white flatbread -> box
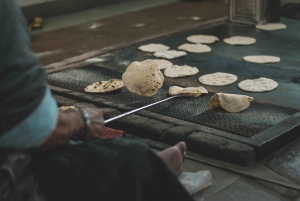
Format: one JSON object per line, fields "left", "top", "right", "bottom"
{"left": 199, "top": 72, "right": 237, "bottom": 86}
{"left": 256, "top": 23, "right": 286, "bottom": 31}
{"left": 84, "top": 79, "right": 124, "bottom": 93}
{"left": 243, "top": 55, "right": 280, "bottom": 64}
{"left": 210, "top": 93, "right": 253, "bottom": 113}
{"left": 164, "top": 65, "right": 199, "bottom": 78}
{"left": 122, "top": 59, "right": 164, "bottom": 96}
{"left": 138, "top": 43, "right": 170, "bottom": 52}
{"left": 186, "top": 34, "right": 219, "bottom": 44}
{"left": 179, "top": 171, "right": 212, "bottom": 195}
{"left": 238, "top": 77, "right": 278, "bottom": 92}
{"left": 154, "top": 50, "right": 187, "bottom": 59}
{"left": 169, "top": 86, "right": 208, "bottom": 97}
{"left": 178, "top": 43, "right": 211, "bottom": 53}
{"left": 59, "top": 106, "right": 76, "bottom": 111}
{"left": 152, "top": 59, "right": 173, "bottom": 70}
{"left": 223, "top": 36, "right": 256, "bottom": 45}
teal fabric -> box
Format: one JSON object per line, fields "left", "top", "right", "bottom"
{"left": 0, "top": 88, "right": 58, "bottom": 149}
{"left": 0, "top": 0, "right": 49, "bottom": 135}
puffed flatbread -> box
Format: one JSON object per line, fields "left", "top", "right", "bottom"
{"left": 238, "top": 77, "right": 278, "bottom": 92}
{"left": 84, "top": 79, "right": 124, "bottom": 93}
{"left": 223, "top": 36, "right": 256, "bottom": 45}
{"left": 186, "top": 34, "right": 219, "bottom": 44}
{"left": 210, "top": 93, "right": 254, "bottom": 113}
{"left": 243, "top": 55, "right": 280, "bottom": 64}
{"left": 178, "top": 43, "right": 211, "bottom": 53}
{"left": 256, "top": 23, "right": 286, "bottom": 31}
{"left": 138, "top": 43, "right": 170, "bottom": 52}
{"left": 169, "top": 86, "right": 208, "bottom": 97}
{"left": 154, "top": 50, "right": 187, "bottom": 59}
{"left": 152, "top": 59, "right": 173, "bottom": 70}
{"left": 199, "top": 72, "right": 237, "bottom": 86}
{"left": 122, "top": 59, "right": 164, "bottom": 96}
{"left": 164, "top": 65, "right": 199, "bottom": 78}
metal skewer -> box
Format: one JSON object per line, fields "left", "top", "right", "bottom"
{"left": 104, "top": 95, "right": 182, "bottom": 124}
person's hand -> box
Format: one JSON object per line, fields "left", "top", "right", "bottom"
{"left": 78, "top": 108, "right": 104, "bottom": 140}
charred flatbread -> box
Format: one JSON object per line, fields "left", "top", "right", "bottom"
{"left": 122, "top": 59, "right": 164, "bottom": 96}
{"left": 84, "top": 79, "right": 124, "bottom": 93}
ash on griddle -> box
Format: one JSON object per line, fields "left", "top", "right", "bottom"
{"left": 292, "top": 77, "right": 300, "bottom": 83}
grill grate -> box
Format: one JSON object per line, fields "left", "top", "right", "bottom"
{"left": 49, "top": 65, "right": 299, "bottom": 137}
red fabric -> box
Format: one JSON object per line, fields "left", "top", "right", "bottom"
{"left": 100, "top": 127, "right": 125, "bottom": 139}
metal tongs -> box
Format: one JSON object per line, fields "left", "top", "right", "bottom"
{"left": 104, "top": 95, "right": 182, "bottom": 124}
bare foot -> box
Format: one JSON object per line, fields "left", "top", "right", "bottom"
{"left": 157, "top": 142, "right": 187, "bottom": 176}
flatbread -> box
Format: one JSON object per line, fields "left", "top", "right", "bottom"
{"left": 186, "top": 34, "right": 219, "bottom": 44}
{"left": 223, "top": 36, "right": 256, "bottom": 45}
{"left": 210, "top": 93, "right": 253, "bottom": 113}
{"left": 59, "top": 106, "right": 76, "bottom": 111}
{"left": 256, "top": 23, "right": 286, "bottom": 31}
{"left": 179, "top": 170, "right": 212, "bottom": 195}
{"left": 243, "top": 55, "right": 280, "bottom": 64}
{"left": 154, "top": 50, "right": 187, "bottom": 59}
{"left": 122, "top": 59, "right": 164, "bottom": 96}
{"left": 178, "top": 43, "right": 211, "bottom": 53}
{"left": 84, "top": 79, "right": 124, "bottom": 93}
{"left": 138, "top": 43, "right": 170, "bottom": 52}
{"left": 164, "top": 65, "right": 199, "bottom": 78}
{"left": 169, "top": 86, "right": 208, "bottom": 97}
{"left": 238, "top": 77, "right": 278, "bottom": 92}
{"left": 152, "top": 59, "right": 173, "bottom": 70}
{"left": 199, "top": 72, "right": 237, "bottom": 86}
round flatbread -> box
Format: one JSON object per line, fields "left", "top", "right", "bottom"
{"left": 178, "top": 43, "right": 211, "bottom": 53}
{"left": 154, "top": 50, "right": 187, "bottom": 59}
{"left": 223, "top": 36, "right": 256, "bottom": 45}
{"left": 152, "top": 59, "right": 173, "bottom": 70}
{"left": 256, "top": 23, "right": 286, "bottom": 31}
{"left": 186, "top": 34, "right": 219, "bottom": 44}
{"left": 199, "top": 72, "right": 237, "bottom": 86}
{"left": 238, "top": 77, "right": 278, "bottom": 92}
{"left": 243, "top": 55, "right": 280, "bottom": 64}
{"left": 122, "top": 59, "right": 164, "bottom": 96}
{"left": 138, "top": 43, "right": 170, "bottom": 52}
{"left": 210, "top": 93, "right": 254, "bottom": 113}
{"left": 164, "top": 65, "right": 199, "bottom": 78}
{"left": 84, "top": 79, "right": 124, "bottom": 93}
{"left": 169, "top": 86, "right": 208, "bottom": 97}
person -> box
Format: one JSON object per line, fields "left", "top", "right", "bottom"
{"left": 0, "top": 0, "right": 194, "bottom": 200}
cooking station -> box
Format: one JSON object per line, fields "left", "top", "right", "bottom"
{"left": 29, "top": 0, "right": 300, "bottom": 199}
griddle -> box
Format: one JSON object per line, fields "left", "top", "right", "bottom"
{"left": 48, "top": 17, "right": 300, "bottom": 158}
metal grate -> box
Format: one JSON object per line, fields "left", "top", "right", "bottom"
{"left": 48, "top": 65, "right": 299, "bottom": 137}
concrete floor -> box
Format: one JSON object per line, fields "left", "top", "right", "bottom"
{"left": 32, "top": 0, "right": 300, "bottom": 200}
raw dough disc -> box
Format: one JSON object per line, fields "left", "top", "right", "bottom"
{"left": 256, "top": 23, "right": 286, "bottom": 31}
{"left": 243, "top": 55, "right": 280, "bottom": 64}
{"left": 199, "top": 72, "right": 237, "bottom": 86}
{"left": 84, "top": 79, "right": 124, "bottom": 93}
{"left": 122, "top": 59, "right": 164, "bottom": 96}
{"left": 164, "top": 65, "right": 199, "bottom": 78}
{"left": 238, "top": 77, "right": 278, "bottom": 92}
{"left": 186, "top": 34, "right": 219, "bottom": 44}
{"left": 169, "top": 86, "right": 208, "bottom": 97}
{"left": 138, "top": 43, "right": 170, "bottom": 52}
{"left": 178, "top": 43, "right": 211, "bottom": 53}
{"left": 154, "top": 50, "right": 187, "bottom": 59}
{"left": 223, "top": 36, "right": 256, "bottom": 45}
{"left": 152, "top": 59, "right": 173, "bottom": 70}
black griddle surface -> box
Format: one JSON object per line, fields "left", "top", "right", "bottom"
{"left": 48, "top": 65, "right": 298, "bottom": 137}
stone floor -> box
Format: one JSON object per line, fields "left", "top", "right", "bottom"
{"left": 29, "top": 0, "right": 300, "bottom": 200}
